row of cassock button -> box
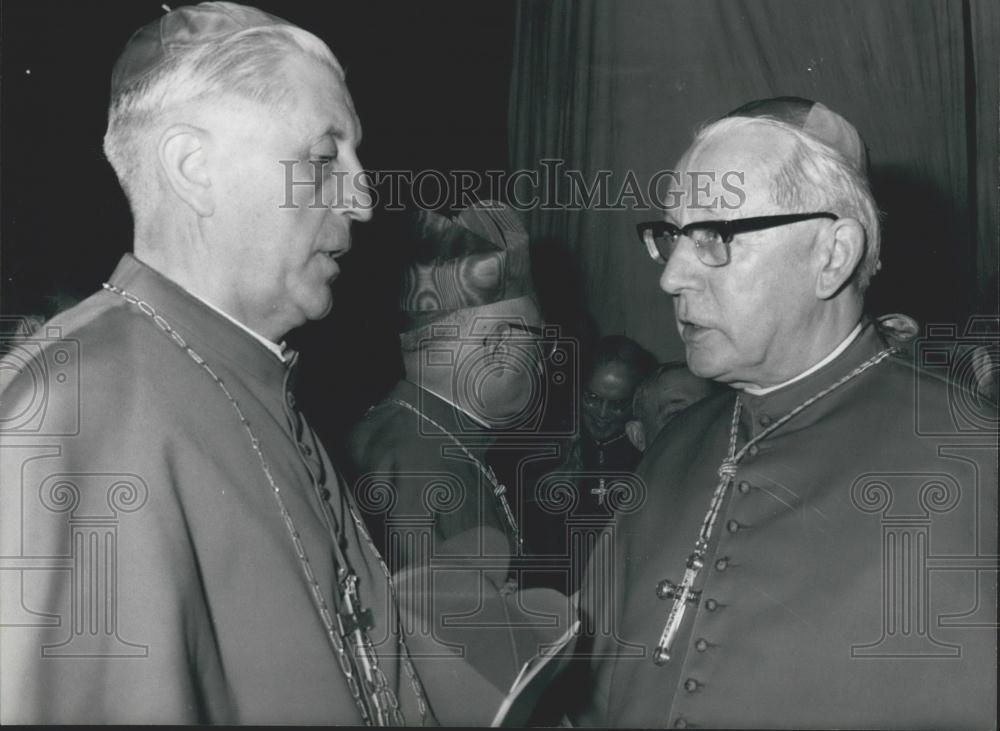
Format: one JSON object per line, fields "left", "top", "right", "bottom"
{"left": 670, "top": 479, "right": 755, "bottom": 728}
{"left": 287, "top": 389, "right": 330, "bottom": 500}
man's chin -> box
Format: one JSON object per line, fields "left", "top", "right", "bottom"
{"left": 682, "top": 341, "right": 719, "bottom": 377}
{"left": 583, "top": 423, "right": 617, "bottom": 443}
{"left": 302, "top": 290, "right": 335, "bottom": 323}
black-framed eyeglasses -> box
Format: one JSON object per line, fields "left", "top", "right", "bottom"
{"left": 483, "top": 322, "right": 559, "bottom": 361}
{"left": 636, "top": 212, "right": 838, "bottom": 267}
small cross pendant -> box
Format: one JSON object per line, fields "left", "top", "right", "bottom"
{"left": 591, "top": 477, "right": 609, "bottom": 505}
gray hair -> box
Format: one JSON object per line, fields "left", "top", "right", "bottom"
{"left": 103, "top": 25, "right": 341, "bottom": 222}
{"left": 686, "top": 115, "right": 881, "bottom": 291}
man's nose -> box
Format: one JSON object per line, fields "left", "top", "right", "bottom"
{"left": 598, "top": 400, "right": 610, "bottom": 418}
{"left": 659, "top": 237, "right": 700, "bottom": 295}
{"left": 343, "top": 167, "right": 374, "bottom": 223}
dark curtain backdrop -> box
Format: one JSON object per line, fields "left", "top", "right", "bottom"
{"left": 510, "top": 0, "right": 999, "bottom": 361}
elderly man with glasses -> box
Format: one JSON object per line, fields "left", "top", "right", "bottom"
{"left": 346, "top": 201, "right": 571, "bottom": 725}
{"left": 569, "top": 97, "right": 996, "bottom": 728}
{"left": 349, "top": 201, "right": 555, "bottom": 567}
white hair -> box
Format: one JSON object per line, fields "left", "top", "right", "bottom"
{"left": 685, "top": 115, "right": 881, "bottom": 291}
{"left": 103, "top": 24, "right": 341, "bottom": 223}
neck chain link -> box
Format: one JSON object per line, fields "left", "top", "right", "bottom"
{"left": 651, "top": 345, "right": 898, "bottom": 666}
{"left": 103, "top": 282, "right": 429, "bottom": 726}
{"left": 387, "top": 397, "right": 522, "bottom": 551}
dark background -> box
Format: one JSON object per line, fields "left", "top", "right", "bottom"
{"left": 1, "top": 0, "right": 517, "bottom": 446}
{"left": 3, "top": 1, "right": 997, "bottom": 448}
{"left": 509, "top": 1, "right": 999, "bottom": 362}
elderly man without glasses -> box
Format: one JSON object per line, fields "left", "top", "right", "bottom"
{"left": 625, "top": 362, "right": 718, "bottom": 453}
{"left": 0, "top": 2, "right": 434, "bottom": 724}
{"left": 570, "top": 97, "right": 997, "bottom": 728}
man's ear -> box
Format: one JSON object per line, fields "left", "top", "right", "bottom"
{"left": 814, "top": 217, "right": 865, "bottom": 299}
{"left": 625, "top": 420, "right": 646, "bottom": 452}
{"left": 158, "top": 124, "right": 214, "bottom": 217}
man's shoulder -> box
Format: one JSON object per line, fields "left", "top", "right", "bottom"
{"left": 5, "top": 288, "right": 175, "bottom": 365}
{"left": 346, "top": 387, "right": 477, "bottom": 478}
{"left": 870, "top": 345, "right": 997, "bottom": 440}
{"left": 871, "top": 314, "right": 996, "bottom": 409}
{"left": 874, "top": 343, "right": 994, "bottom": 411}
{"left": 349, "top": 395, "right": 414, "bottom": 442}
{"left": 0, "top": 289, "right": 194, "bottom": 426}
{"left": 346, "top": 392, "right": 423, "bottom": 469}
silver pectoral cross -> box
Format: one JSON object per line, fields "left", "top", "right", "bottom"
{"left": 652, "top": 554, "right": 704, "bottom": 665}
{"left": 591, "top": 477, "right": 609, "bottom": 505}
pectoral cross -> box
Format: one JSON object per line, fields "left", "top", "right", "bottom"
{"left": 590, "top": 477, "right": 609, "bottom": 505}
{"left": 652, "top": 554, "right": 703, "bottom": 665}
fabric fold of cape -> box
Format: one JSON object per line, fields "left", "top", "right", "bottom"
{"left": 0, "top": 254, "right": 428, "bottom": 724}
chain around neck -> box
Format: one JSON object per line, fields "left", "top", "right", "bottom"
{"left": 387, "top": 397, "right": 523, "bottom": 551}
{"left": 651, "top": 344, "right": 898, "bottom": 667}
{"left": 102, "top": 281, "right": 428, "bottom": 726}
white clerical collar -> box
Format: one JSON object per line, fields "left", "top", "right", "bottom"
{"left": 743, "top": 322, "right": 863, "bottom": 396}
{"left": 189, "top": 291, "right": 288, "bottom": 362}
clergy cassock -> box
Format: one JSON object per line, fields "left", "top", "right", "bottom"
{"left": 0, "top": 255, "right": 429, "bottom": 724}
{"left": 345, "top": 201, "right": 573, "bottom": 725}
{"left": 570, "top": 431, "right": 643, "bottom": 513}
{"left": 573, "top": 318, "right": 997, "bottom": 729}
{"left": 347, "top": 379, "right": 569, "bottom": 727}
{"left": 493, "top": 430, "right": 642, "bottom": 595}
{"left": 348, "top": 379, "right": 516, "bottom": 566}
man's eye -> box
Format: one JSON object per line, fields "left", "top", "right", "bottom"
{"left": 692, "top": 226, "right": 722, "bottom": 243}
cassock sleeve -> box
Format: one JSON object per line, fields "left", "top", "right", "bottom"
{"left": 1, "top": 355, "right": 234, "bottom": 723}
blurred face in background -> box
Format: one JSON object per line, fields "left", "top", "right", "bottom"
{"left": 582, "top": 360, "right": 641, "bottom": 442}
{"left": 627, "top": 367, "right": 717, "bottom": 451}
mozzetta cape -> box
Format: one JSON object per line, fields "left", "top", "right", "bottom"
{"left": 574, "top": 320, "right": 997, "bottom": 729}
{"left": 348, "top": 379, "right": 515, "bottom": 565}
{"left": 0, "top": 254, "right": 427, "bottom": 724}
